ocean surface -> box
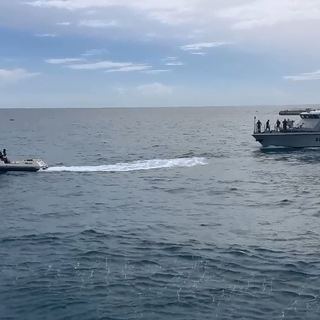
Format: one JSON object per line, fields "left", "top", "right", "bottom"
{"left": 1, "top": 106, "right": 320, "bottom": 320}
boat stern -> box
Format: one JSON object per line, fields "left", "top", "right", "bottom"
{"left": 33, "top": 159, "right": 49, "bottom": 170}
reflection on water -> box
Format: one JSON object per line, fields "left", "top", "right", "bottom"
{"left": 252, "top": 146, "right": 320, "bottom": 164}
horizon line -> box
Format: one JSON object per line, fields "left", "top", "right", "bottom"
{"left": 1, "top": 103, "right": 320, "bottom": 110}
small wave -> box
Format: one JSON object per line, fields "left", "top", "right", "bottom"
{"left": 42, "top": 157, "right": 207, "bottom": 173}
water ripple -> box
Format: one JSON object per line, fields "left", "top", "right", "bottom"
{"left": 1, "top": 107, "right": 320, "bottom": 319}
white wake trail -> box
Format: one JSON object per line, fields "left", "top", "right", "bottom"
{"left": 43, "top": 157, "right": 207, "bottom": 172}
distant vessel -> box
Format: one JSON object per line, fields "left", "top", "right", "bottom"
{"left": 279, "top": 108, "right": 315, "bottom": 115}
{"left": 252, "top": 109, "right": 320, "bottom": 148}
{"left": 0, "top": 150, "right": 48, "bottom": 172}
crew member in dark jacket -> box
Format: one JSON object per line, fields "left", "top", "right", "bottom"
{"left": 282, "top": 119, "right": 287, "bottom": 131}
{"left": 257, "top": 120, "right": 262, "bottom": 133}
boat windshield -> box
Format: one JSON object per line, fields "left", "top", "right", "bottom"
{"left": 301, "top": 114, "right": 320, "bottom": 119}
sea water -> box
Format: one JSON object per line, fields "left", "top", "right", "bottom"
{"left": 1, "top": 106, "right": 320, "bottom": 319}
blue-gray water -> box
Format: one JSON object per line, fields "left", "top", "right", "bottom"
{"left": 1, "top": 107, "right": 320, "bottom": 320}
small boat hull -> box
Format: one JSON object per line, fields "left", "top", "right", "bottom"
{"left": 0, "top": 159, "right": 48, "bottom": 172}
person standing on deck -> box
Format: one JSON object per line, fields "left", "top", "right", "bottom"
{"left": 282, "top": 119, "right": 287, "bottom": 132}
{"left": 266, "top": 120, "right": 270, "bottom": 132}
{"left": 257, "top": 120, "right": 262, "bottom": 133}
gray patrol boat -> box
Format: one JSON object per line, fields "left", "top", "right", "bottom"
{"left": 253, "top": 109, "right": 320, "bottom": 148}
{"left": 0, "top": 149, "right": 48, "bottom": 172}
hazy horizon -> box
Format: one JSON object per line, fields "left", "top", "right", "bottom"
{"left": 2, "top": 104, "right": 320, "bottom": 110}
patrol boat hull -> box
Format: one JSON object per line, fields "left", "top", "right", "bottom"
{"left": 0, "top": 159, "right": 48, "bottom": 172}
{"left": 252, "top": 132, "right": 320, "bottom": 148}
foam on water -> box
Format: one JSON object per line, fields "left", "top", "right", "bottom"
{"left": 43, "top": 157, "right": 207, "bottom": 172}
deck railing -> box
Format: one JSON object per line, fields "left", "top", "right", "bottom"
{"left": 253, "top": 117, "right": 314, "bottom": 133}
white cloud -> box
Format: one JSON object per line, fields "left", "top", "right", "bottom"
{"left": 67, "top": 60, "right": 134, "bottom": 70}
{"left": 24, "top": 0, "right": 320, "bottom": 31}
{"left": 45, "top": 58, "right": 84, "bottom": 64}
{"left": 26, "top": 0, "right": 190, "bottom": 11}
{"left": 165, "top": 62, "right": 183, "bottom": 66}
{"left": 35, "top": 33, "right": 57, "bottom": 37}
{"left": 180, "top": 42, "right": 229, "bottom": 51}
{"left": 284, "top": 70, "right": 320, "bottom": 81}
{"left": 0, "top": 68, "right": 40, "bottom": 83}
{"left": 161, "top": 56, "right": 178, "bottom": 61}
{"left": 79, "top": 20, "right": 120, "bottom": 28}
{"left": 217, "top": 0, "right": 320, "bottom": 30}
{"left": 66, "top": 60, "right": 153, "bottom": 71}
{"left": 84, "top": 10, "right": 96, "bottom": 15}
{"left": 142, "top": 69, "right": 170, "bottom": 74}
{"left": 147, "top": 8, "right": 194, "bottom": 25}
{"left": 2, "top": 58, "right": 16, "bottom": 63}
{"left": 105, "top": 65, "right": 151, "bottom": 73}
{"left": 81, "top": 49, "right": 108, "bottom": 56}
{"left": 25, "top": 0, "right": 196, "bottom": 25}
{"left": 56, "top": 22, "right": 71, "bottom": 25}
{"left": 190, "top": 52, "right": 206, "bottom": 55}
{"left": 114, "top": 87, "right": 125, "bottom": 95}
{"left": 192, "top": 29, "right": 204, "bottom": 34}
{"left": 137, "top": 82, "right": 172, "bottom": 96}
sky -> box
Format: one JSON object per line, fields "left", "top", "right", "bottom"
{"left": 1, "top": 0, "right": 320, "bottom": 107}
